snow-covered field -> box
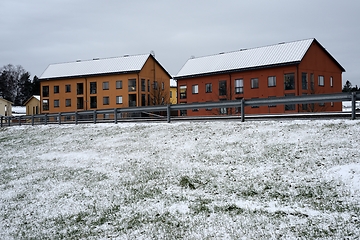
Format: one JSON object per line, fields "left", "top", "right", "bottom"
{"left": 1, "top": 120, "right": 360, "bottom": 239}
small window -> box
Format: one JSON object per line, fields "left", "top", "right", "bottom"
{"left": 54, "top": 86, "right": 59, "bottom": 94}
{"left": 90, "top": 96, "right": 97, "bottom": 108}
{"left": 284, "top": 73, "right": 295, "bottom": 90}
{"left": 141, "top": 79, "right": 146, "bottom": 91}
{"left": 116, "top": 80, "right": 123, "bottom": 89}
{"left": 192, "top": 84, "right": 198, "bottom": 94}
{"left": 310, "top": 73, "right": 314, "bottom": 91}
{"left": 103, "top": 96, "right": 109, "bottom": 105}
{"left": 153, "top": 81, "right": 158, "bottom": 90}
{"left": 65, "top": 84, "right": 71, "bottom": 93}
{"left": 219, "top": 80, "right": 227, "bottom": 96}
{"left": 128, "top": 79, "right": 136, "bottom": 91}
{"left": 65, "top": 99, "right": 71, "bottom": 107}
{"left": 235, "top": 79, "right": 243, "bottom": 94}
{"left": 77, "top": 83, "right": 84, "bottom": 95}
{"left": 161, "top": 82, "right": 165, "bottom": 90}
{"left": 180, "top": 86, "right": 187, "bottom": 99}
{"left": 42, "top": 99, "right": 49, "bottom": 111}
{"left": 103, "top": 81, "right": 109, "bottom": 90}
{"left": 147, "top": 80, "right": 150, "bottom": 92}
{"left": 251, "top": 78, "right": 259, "bottom": 89}
{"left": 268, "top": 76, "right": 276, "bottom": 87}
{"left": 42, "top": 86, "right": 49, "bottom": 97}
{"left": 205, "top": 83, "right": 212, "bottom": 93}
{"left": 302, "top": 73, "right": 308, "bottom": 90}
{"left": 77, "top": 97, "right": 84, "bottom": 109}
{"left": 90, "top": 82, "right": 97, "bottom": 94}
{"left": 170, "top": 91, "right": 173, "bottom": 98}
{"left": 116, "top": 96, "right": 123, "bottom": 104}
{"left": 330, "top": 76, "right": 333, "bottom": 87}
{"left": 54, "top": 99, "right": 59, "bottom": 108}
{"left": 318, "top": 75, "right": 324, "bottom": 86}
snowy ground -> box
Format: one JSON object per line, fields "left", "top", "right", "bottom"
{"left": 1, "top": 120, "right": 360, "bottom": 239}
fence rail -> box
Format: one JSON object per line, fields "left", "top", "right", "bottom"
{"left": 1, "top": 92, "right": 359, "bottom": 127}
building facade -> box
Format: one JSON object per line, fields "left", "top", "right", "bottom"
{"left": 170, "top": 79, "right": 177, "bottom": 104}
{"left": 0, "top": 97, "right": 12, "bottom": 117}
{"left": 24, "top": 95, "right": 40, "bottom": 115}
{"left": 174, "top": 39, "right": 345, "bottom": 116}
{"left": 39, "top": 54, "right": 171, "bottom": 114}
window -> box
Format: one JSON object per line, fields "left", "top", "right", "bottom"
{"left": 116, "top": 80, "right": 123, "bottom": 89}
{"left": 235, "top": 79, "right": 244, "bottom": 94}
{"left": 147, "top": 80, "right": 150, "bottom": 92}
{"left": 284, "top": 73, "right": 295, "bottom": 90}
{"left": 285, "top": 93, "right": 295, "bottom": 111}
{"left": 77, "top": 83, "right": 84, "bottom": 95}
{"left": 116, "top": 96, "right": 123, "bottom": 104}
{"left": 319, "top": 102, "right": 325, "bottom": 107}
{"left": 65, "top": 84, "right": 71, "bottom": 93}
{"left": 161, "top": 82, "right": 165, "bottom": 90}
{"left": 205, "top": 83, "right": 212, "bottom": 93}
{"left": 219, "top": 80, "right": 227, "bottom": 96}
{"left": 42, "top": 99, "right": 49, "bottom": 111}
{"left": 103, "top": 81, "right": 109, "bottom": 90}
{"left": 103, "top": 96, "right": 109, "bottom": 105}
{"left": 180, "top": 85, "right": 187, "bottom": 99}
{"left": 318, "top": 75, "right": 324, "bottom": 86}
{"left": 90, "top": 82, "right": 97, "bottom": 94}
{"left": 310, "top": 73, "right": 314, "bottom": 91}
{"left": 42, "top": 86, "right": 49, "bottom": 97}
{"left": 128, "top": 79, "right": 136, "bottom": 91}
{"left": 65, "top": 99, "right": 71, "bottom": 107}
{"left": 302, "top": 73, "right": 308, "bottom": 90}
{"left": 153, "top": 81, "right": 158, "bottom": 90}
{"left": 141, "top": 94, "right": 146, "bottom": 106}
{"left": 251, "top": 78, "right": 259, "bottom": 89}
{"left": 54, "top": 100, "right": 59, "bottom": 108}
{"left": 192, "top": 84, "right": 198, "bottom": 94}
{"left": 54, "top": 86, "right": 59, "bottom": 93}
{"left": 170, "top": 91, "right": 172, "bottom": 98}
{"left": 141, "top": 79, "right": 146, "bottom": 91}
{"left": 330, "top": 76, "right": 333, "bottom": 87}
{"left": 90, "top": 96, "right": 97, "bottom": 108}
{"left": 268, "top": 76, "right": 276, "bottom": 87}
{"left": 77, "top": 97, "right": 84, "bottom": 109}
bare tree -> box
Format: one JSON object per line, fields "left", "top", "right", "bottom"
{"left": 149, "top": 80, "right": 170, "bottom": 105}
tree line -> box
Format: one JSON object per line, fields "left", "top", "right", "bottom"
{"left": 0, "top": 64, "right": 40, "bottom": 106}
{"left": 342, "top": 80, "right": 359, "bottom": 92}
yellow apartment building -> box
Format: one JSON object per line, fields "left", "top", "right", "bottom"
{"left": 170, "top": 79, "right": 177, "bottom": 104}
{"left": 39, "top": 54, "right": 172, "bottom": 114}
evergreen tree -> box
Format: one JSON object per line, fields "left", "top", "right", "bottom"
{"left": 342, "top": 80, "right": 353, "bottom": 92}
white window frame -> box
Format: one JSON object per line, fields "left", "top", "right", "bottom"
{"left": 235, "top": 79, "right": 244, "bottom": 94}
{"left": 192, "top": 84, "right": 198, "bottom": 94}
{"left": 268, "top": 76, "right": 276, "bottom": 87}
{"left": 116, "top": 96, "right": 123, "bottom": 104}
{"left": 318, "top": 75, "right": 324, "bottom": 86}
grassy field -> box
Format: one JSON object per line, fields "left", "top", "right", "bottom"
{"left": 1, "top": 120, "right": 360, "bottom": 239}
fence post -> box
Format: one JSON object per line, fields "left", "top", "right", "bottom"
{"left": 93, "top": 110, "right": 97, "bottom": 124}
{"left": 167, "top": 104, "right": 171, "bottom": 123}
{"left": 0, "top": 116, "right": 3, "bottom": 127}
{"left": 114, "top": 108, "right": 118, "bottom": 124}
{"left": 19, "top": 116, "right": 21, "bottom": 126}
{"left": 45, "top": 114, "right": 48, "bottom": 125}
{"left": 241, "top": 99, "right": 245, "bottom": 122}
{"left": 75, "top": 112, "right": 78, "bottom": 125}
{"left": 58, "top": 112, "right": 61, "bottom": 125}
{"left": 8, "top": 117, "right": 11, "bottom": 126}
{"left": 32, "top": 115, "right": 34, "bottom": 126}
{"left": 351, "top": 92, "right": 356, "bottom": 120}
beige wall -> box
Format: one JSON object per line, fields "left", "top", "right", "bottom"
{"left": 0, "top": 98, "right": 12, "bottom": 116}
{"left": 26, "top": 97, "right": 40, "bottom": 115}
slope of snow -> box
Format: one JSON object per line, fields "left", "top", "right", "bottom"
{"left": 0, "top": 120, "right": 359, "bottom": 239}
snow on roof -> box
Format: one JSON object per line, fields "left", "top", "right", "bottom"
{"left": 34, "top": 95, "right": 40, "bottom": 101}
{"left": 40, "top": 54, "right": 151, "bottom": 79}
{"left": 175, "top": 38, "right": 316, "bottom": 79}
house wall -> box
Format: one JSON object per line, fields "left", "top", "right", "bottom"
{"left": 40, "top": 57, "right": 170, "bottom": 114}
{"left": 170, "top": 86, "right": 177, "bottom": 104}
{"left": 177, "top": 43, "right": 343, "bottom": 116}
{"left": 0, "top": 98, "right": 12, "bottom": 116}
{"left": 26, "top": 98, "right": 40, "bottom": 115}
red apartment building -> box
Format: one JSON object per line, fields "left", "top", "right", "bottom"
{"left": 174, "top": 38, "right": 345, "bottom": 116}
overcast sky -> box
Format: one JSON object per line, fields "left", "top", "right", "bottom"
{"left": 1, "top": 0, "right": 359, "bottom": 87}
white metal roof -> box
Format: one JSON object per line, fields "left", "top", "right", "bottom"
{"left": 40, "top": 54, "right": 151, "bottom": 79}
{"left": 175, "top": 39, "right": 315, "bottom": 78}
